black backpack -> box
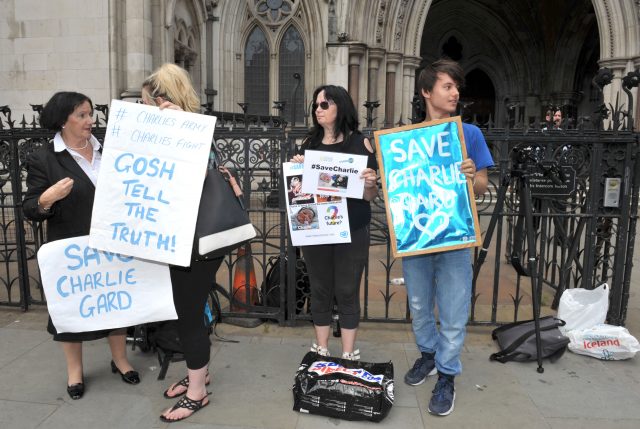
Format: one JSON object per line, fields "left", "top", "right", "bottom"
{"left": 261, "top": 250, "right": 310, "bottom": 315}
{"left": 129, "top": 286, "right": 223, "bottom": 380}
{"left": 490, "top": 316, "right": 570, "bottom": 363}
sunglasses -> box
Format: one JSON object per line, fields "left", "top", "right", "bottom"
{"left": 313, "top": 101, "right": 333, "bottom": 111}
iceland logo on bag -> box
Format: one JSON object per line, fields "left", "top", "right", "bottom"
{"left": 309, "top": 361, "right": 385, "bottom": 384}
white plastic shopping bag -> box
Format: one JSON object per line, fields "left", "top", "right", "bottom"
{"left": 567, "top": 324, "right": 640, "bottom": 360}
{"left": 557, "top": 283, "right": 609, "bottom": 333}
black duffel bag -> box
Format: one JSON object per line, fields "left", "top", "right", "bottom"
{"left": 490, "top": 316, "right": 570, "bottom": 363}
{"left": 293, "top": 351, "right": 394, "bottom": 422}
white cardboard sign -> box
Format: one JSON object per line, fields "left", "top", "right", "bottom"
{"left": 38, "top": 236, "right": 176, "bottom": 333}
{"left": 90, "top": 99, "right": 216, "bottom": 266}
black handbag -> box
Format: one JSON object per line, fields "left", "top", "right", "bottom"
{"left": 194, "top": 165, "right": 256, "bottom": 260}
{"left": 490, "top": 316, "right": 570, "bottom": 363}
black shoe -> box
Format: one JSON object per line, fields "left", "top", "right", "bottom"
{"left": 111, "top": 360, "right": 140, "bottom": 384}
{"left": 404, "top": 352, "right": 437, "bottom": 386}
{"left": 67, "top": 382, "right": 84, "bottom": 400}
{"left": 428, "top": 374, "right": 456, "bottom": 416}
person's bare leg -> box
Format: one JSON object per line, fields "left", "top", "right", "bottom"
{"left": 162, "top": 365, "right": 209, "bottom": 421}
{"left": 340, "top": 327, "right": 357, "bottom": 354}
{"left": 164, "top": 369, "right": 211, "bottom": 398}
{"left": 314, "top": 324, "right": 330, "bottom": 350}
{"left": 107, "top": 330, "right": 134, "bottom": 372}
{"left": 62, "top": 342, "right": 83, "bottom": 385}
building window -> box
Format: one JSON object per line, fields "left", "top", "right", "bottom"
{"left": 245, "top": 26, "right": 270, "bottom": 115}
{"left": 278, "top": 26, "right": 305, "bottom": 124}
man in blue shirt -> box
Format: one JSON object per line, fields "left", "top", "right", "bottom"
{"left": 402, "top": 59, "right": 494, "bottom": 416}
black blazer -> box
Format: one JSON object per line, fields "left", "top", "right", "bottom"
{"left": 23, "top": 143, "right": 97, "bottom": 242}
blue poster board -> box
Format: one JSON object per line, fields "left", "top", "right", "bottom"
{"left": 374, "top": 117, "right": 481, "bottom": 257}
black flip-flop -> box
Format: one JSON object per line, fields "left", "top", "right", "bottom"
{"left": 159, "top": 393, "right": 211, "bottom": 423}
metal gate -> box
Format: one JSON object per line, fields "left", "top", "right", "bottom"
{"left": 1, "top": 71, "right": 638, "bottom": 326}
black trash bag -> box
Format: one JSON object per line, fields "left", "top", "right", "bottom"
{"left": 292, "top": 351, "right": 394, "bottom": 422}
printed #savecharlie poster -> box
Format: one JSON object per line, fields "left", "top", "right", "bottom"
{"left": 38, "top": 236, "right": 176, "bottom": 333}
{"left": 374, "top": 117, "right": 481, "bottom": 257}
{"left": 89, "top": 99, "right": 216, "bottom": 266}
{"left": 283, "top": 162, "right": 351, "bottom": 246}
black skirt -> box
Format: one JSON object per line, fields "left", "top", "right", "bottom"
{"left": 47, "top": 316, "right": 115, "bottom": 342}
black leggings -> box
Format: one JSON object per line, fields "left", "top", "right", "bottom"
{"left": 302, "top": 226, "right": 369, "bottom": 329}
{"left": 169, "top": 256, "right": 223, "bottom": 369}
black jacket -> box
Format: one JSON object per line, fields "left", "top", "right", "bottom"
{"left": 23, "top": 143, "right": 97, "bottom": 242}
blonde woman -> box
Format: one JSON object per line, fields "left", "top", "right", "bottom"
{"left": 142, "top": 63, "right": 222, "bottom": 423}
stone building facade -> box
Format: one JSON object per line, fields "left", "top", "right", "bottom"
{"left": 1, "top": 0, "right": 639, "bottom": 128}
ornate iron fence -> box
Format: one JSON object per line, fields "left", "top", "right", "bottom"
{"left": 1, "top": 68, "right": 639, "bottom": 327}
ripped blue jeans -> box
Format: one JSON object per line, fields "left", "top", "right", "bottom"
{"left": 402, "top": 248, "right": 472, "bottom": 376}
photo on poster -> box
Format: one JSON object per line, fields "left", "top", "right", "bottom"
{"left": 287, "top": 174, "right": 315, "bottom": 205}
{"left": 316, "top": 195, "right": 342, "bottom": 203}
{"left": 290, "top": 205, "right": 319, "bottom": 230}
{"left": 317, "top": 172, "right": 349, "bottom": 190}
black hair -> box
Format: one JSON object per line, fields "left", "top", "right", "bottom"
{"left": 417, "top": 58, "right": 465, "bottom": 94}
{"left": 39, "top": 91, "right": 93, "bottom": 131}
{"left": 307, "top": 85, "right": 359, "bottom": 149}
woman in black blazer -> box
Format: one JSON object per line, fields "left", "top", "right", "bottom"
{"left": 23, "top": 92, "right": 139, "bottom": 400}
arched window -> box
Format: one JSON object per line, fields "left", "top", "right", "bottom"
{"left": 245, "top": 26, "right": 270, "bottom": 115}
{"left": 278, "top": 26, "right": 305, "bottom": 124}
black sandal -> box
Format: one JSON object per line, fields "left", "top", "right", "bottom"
{"left": 163, "top": 372, "right": 211, "bottom": 399}
{"left": 159, "top": 393, "right": 211, "bottom": 423}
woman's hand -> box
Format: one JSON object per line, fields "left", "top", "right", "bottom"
{"left": 290, "top": 154, "right": 305, "bottom": 163}
{"left": 38, "top": 177, "right": 74, "bottom": 209}
{"left": 361, "top": 168, "right": 378, "bottom": 201}
{"left": 157, "top": 98, "right": 183, "bottom": 111}
{"left": 360, "top": 168, "right": 377, "bottom": 189}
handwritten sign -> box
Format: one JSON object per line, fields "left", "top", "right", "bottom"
{"left": 38, "top": 236, "right": 176, "bottom": 333}
{"left": 301, "top": 150, "right": 368, "bottom": 199}
{"left": 284, "top": 162, "right": 351, "bottom": 246}
{"left": 374, "top": 117, "right": 481, "bottom": 257}
{"left": 89, "top": 99, "right": 216, "bottom": 266}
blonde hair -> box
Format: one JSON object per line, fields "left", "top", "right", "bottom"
{"left": 142, "top": 63, "right": 201, "bottom": 113}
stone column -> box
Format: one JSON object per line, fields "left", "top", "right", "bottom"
{"left": 348, "top": 44, "right": 366, "bottom": 112}
{"left": 384, "top": 52, "right": 402, "bottom": 127}
{"left": 367, "top": 48, "right": 385, "bottom": 102}
{"left": 402, "top": 56, "right": 421, "bottom": 123}
{"left": 598, "top": 58, "right": 630, "bottom": 129}
{"left": 636, "top": 58, "right": 640, "bottom": 130}
{"left": 326, "top": 42, "right": 349, "bottom": 89}
{"left": 121, "top": 0, "right": 152, "bottom": 100}
{"left": 204, "top": 0, "right": 218, "bottom": 111}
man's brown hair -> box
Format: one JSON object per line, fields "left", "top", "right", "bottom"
{"left": 417, "top": 58, "right": 465, "bottom": 93}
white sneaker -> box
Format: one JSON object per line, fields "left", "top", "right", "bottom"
{"left": 341, "top": 349, "right": 361, "bottom": 361}
{"left": 310, "top": 343, "right": 330, "bottom": 357}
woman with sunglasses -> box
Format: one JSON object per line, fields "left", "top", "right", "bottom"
{"left": 141, "top": 63, "right": 223, "bottom": 423}
{"left": 290, "top": 85, "right": 378, "bottom": 360}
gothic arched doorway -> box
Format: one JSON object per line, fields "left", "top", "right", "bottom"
{"left": 462, "top": 69, "right": 495, "bottom": 125}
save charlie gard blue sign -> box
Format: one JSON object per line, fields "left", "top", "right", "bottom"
{"left": 374, "top": 117, "right": 481, "bottom": 257}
